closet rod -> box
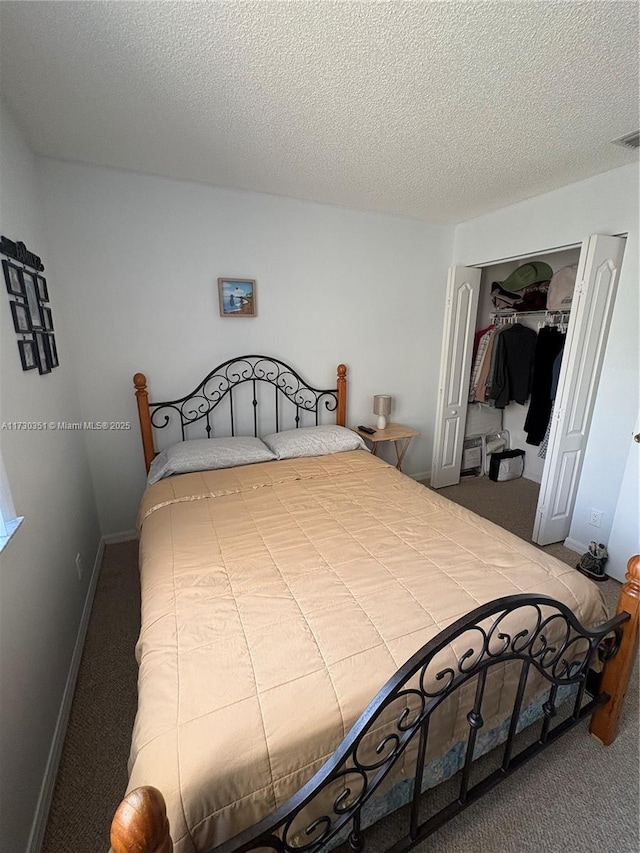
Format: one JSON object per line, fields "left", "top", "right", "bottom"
{"left": 489, "top": 309, "right": 570, "bottom": 319}
{"left": 489, "top": 309, "right": 571, "bottom": 331}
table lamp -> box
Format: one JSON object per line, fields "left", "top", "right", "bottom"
{"left": 373, "top": 395, "right": 392, "bottom": 430}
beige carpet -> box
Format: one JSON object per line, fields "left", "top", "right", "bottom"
{"left": 423, "top": 474, "right": 583, "bottom": 566}
{"left": 41, "top": 488, "right": 639, "bottom": 853}
{"left": 41, "top": 540, "right": 140, "bottom": 852}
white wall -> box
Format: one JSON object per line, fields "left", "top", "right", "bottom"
{"left": 453, "top": 163, "right": 639, "bottom": 581}
{"left": 37, "top": 159, "right": 454, "bottom": 534}
{"left": 608, "top": 436, "right": 640, "bottom": 581}
{"left": 0, "top": 103, "right": 101, "bottom": 852}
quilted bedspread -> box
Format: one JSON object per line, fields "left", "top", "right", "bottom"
{"left": 126, "top": 450, "right": 606, "bottom": 852}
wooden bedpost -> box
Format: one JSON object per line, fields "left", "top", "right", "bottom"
{"left": 336, "top": 364, "right": 347, "bottom": 427}
{"left": 134, "top": 373, "right": 156, "bottom": 473}
{"left": 590, "top": 554, "right": 640, "bottom": 745}
{"left": 111, "top": 786, "right": 173, "bottom": 853}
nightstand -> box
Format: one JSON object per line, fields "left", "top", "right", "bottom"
{"left": 354, "top": 423, "right": 420, "bottom": 472}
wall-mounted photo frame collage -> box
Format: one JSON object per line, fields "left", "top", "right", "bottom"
{"left": 3, "top": 256, "right": 58, "bottom": 374}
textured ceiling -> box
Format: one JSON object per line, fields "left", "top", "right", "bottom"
{"left": 0, "top": 1, "right": 638, "bottom": 223}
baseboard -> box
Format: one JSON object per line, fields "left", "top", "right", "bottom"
{"left": 408, "top": 470, "right": 430, "bottom": 483}
{"left": 102, "top": 529, "right": 137, "bottom": 544}
{"left": 26, "top": 537, "right": 105, "bottom": 853}
{"left": 564, "top": 537, "right": 588, "bottom": 557}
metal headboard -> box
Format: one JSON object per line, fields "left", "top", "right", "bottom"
{"left": 134, "top": 355, "right": 347, "bottom": 472}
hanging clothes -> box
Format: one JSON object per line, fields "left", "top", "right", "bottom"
{"left": 484, "top": 326, "right": 506, "bottom": 403}
{"left": 538, "top": 406, "right": 553, "bottom": 458}
{"left": 538, "top": 344, "right": 565, "bottom": 458}
{"left": 469, "top": 324, "right": 495, "bottom": 402}
{"left": 525, "top": 327, "right": 566, "bottom": 445}
{"left": 487, "top": 323, "right": 537, "bottom": 409}
{"left": 474, "top": 327, "right": 499, "bottom": 402}
{"left": 473, "top": 324, "right": 495, "bottom": 362}
{"left": 550, "top": 344, "right": 564, "bottom": 399}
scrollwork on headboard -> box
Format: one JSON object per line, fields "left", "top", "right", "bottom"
{"left": 133, "top": 356, "right": 347, "bottom": 472}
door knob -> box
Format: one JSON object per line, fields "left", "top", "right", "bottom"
{"left": 634, "top": 433, "right": 640, "bottom": 443}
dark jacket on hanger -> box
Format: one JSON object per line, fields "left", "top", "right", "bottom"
{"left": 487, "top": 323, "right": 537, "bottom": 409}
{"left": 525, "top": 326, "right": 566, "bottom": 445}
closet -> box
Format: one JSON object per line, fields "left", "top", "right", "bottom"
{"left": 430, "top": 234, "right": 627, "bottom": 546}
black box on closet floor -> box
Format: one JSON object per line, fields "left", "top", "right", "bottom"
{"left": 489, "top": 449, "right": 525, "bottom": 482}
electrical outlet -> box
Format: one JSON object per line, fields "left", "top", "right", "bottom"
{"left": 75, "top": 553, "right": 83, "bottom": 580}
{"left": 589, "top": 509, "right": 603, "bottom": 528}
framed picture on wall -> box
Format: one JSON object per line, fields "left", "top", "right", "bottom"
{"left": 41, "top": 305, "right": 54, "bottom": 331}
{"left": 45, "top": 333, "right": 59, "bottom": 368}
{"left": 218, "top": 278, "right": 257, "bottom": 317}
{"left": 36, "top": 275, "right": 49, "bottom": 302}
{"left": 18, "top": 339, "right": 38, "bottom": 371}
{"left": 3, "top": 259, "right": 24, "bottom": 296}
{"left": 21, "top": 270, "right": 44, "bottom": 330}
{"left": 10, "top": 300, "right": 31, "bottom": 333}
{"left": 34, "top": 331, "right": 51, "bottom": 374}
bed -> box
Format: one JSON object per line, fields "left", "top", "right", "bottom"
{"left": 111, "top": 355, "right": 638, "bottom": 853}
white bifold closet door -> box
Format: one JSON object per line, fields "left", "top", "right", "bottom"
{"left": 431, "top": 235, "right": 625, "bottom": 547}
{"left": 430, "top": 267, "right": 481, "bottom": 488}
{"left": 532, "top": 234, "right": 626, "bottom": 545}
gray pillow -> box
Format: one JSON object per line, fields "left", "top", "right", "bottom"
{"left": 262, "top": 425, "right": 367, "bottom": 460}
{"left": 147, "top": 437, "right": 276, "bottom": 485}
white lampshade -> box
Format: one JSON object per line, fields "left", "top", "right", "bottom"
{"left": 373, "top": 395, "right": 392, "bottom": 430}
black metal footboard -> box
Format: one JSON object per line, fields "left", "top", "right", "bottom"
{"left": 208, "top": 594, "right": 628, "bottom": 853}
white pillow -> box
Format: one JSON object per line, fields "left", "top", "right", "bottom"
{"left": 147, "top": 437, "right": 276, "bottom": 485}
{"left": 262, "top": 425, "right": 367, "bottom": 460}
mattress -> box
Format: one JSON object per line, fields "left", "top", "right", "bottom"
{"left": 126, "top": 450, "right": 606, "bottom": 853}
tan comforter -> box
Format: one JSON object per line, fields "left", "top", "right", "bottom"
{"left": 126, "top": 450, "right": 606, "bottom": 852}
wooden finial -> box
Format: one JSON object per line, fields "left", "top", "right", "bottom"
{"left": 134, "top": 373, "right": 148, "bottom": 393}
{"left": 590, "top": 554, "right": 640, "bottom": 745}
{"left": 133, "top": 372, "right": 156, "bottom": 473}
{"left": 622, "top": 553, "right": 640, "bottom": 598}
{"left": 336, "top": 364, "right": 347, "bottom": 427}
{"left": 111, "top": 786, "right": 173, "bottom": 853}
